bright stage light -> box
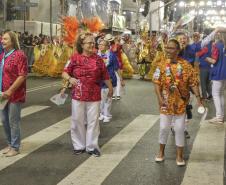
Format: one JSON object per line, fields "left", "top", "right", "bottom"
{"left": 199, "top": 10, "right": 204, "bottom": 15}
{"left": 179, "top": 1, "right": 185, "bottom": 7}
{"left": 199, "top": 1, "right": 205, "bottom": 6}
{"left": 217, "top": 1, "right": 222, "bottom": 6}
{"left": 190, "top": 1, "right": 195, "bottom": 6}
{"left": 207, "top": 1, "right": 212, "bottom": 6}
{"left": 220, "top": 10, "right": 226, "bottom": 15}
{"left": 91, "top": 2, "right": 96, "bottom": 7}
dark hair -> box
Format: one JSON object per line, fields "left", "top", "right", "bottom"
{"left": 76, "top": 32, "right": 93, "bottom": 54}
{"left": 168, "top": 39, "right": 181, "bottom": 50}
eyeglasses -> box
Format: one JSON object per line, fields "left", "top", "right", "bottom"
{"left": 83, "top": 42, "right": 95, "bottom": 45}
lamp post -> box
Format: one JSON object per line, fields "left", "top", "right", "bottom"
{"left": 23, "top": 1, "right": 27, "bottom": 33}
{"left": 50, "top": 0, "right": 53, "bottom": 41}
{"left": 3, "top": 0, "right": 6, "bottom": 28}
{"left": 135, "top": 0, "right": 141, "bottom": 37}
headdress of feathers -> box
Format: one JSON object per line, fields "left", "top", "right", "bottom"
{"left": 61, "top": 16, "right": 104, "bottom": 46}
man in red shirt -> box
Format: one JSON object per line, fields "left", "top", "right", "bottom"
{"left": 0, "top": 31, "right": 28, "bottom": 157}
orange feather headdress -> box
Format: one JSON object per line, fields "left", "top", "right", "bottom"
{"left": 61, "top": 16, "right": 104, "bottom": 46}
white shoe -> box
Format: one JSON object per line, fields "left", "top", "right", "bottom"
{"left": 2, "top": 146, "right": 11, "bottom": 154}
{"left": 155, "top": 156, "right": 164, "bottom": 162}
{"left": 176, "top": 160, "right": 185, "bottom": 166}
{"left": 103, "top": 117, "right": 111, "bottom": 123}
{"left": 107, "top": 114, "right": 112, "bottom": 118}
{"left": 99, "top": 114, "right": 104, "bottom": 121}
{"left": 208, "top": 117, "right": 223, "bottom": 124}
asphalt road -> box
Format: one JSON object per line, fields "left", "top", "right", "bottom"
{"left": 0, "top": 76, "right": 223, "bottom": 185}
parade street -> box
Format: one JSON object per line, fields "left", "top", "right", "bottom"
{"left": 0, "top": 76, "right": 224, "bottom": 185}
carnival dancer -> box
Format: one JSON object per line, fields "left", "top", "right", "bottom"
{"left": 176, "top": 32, "right": 198, "bottom": 138}
{"left": 104, "top": 34, "right": 122, "bottom": 100}
{"left": 97, "top": 38, "right": 124, "bottom": 123}
{"left": 153, "top": 39, "right": 202, "bottom": 166}
{"left": 62, "top": 32, "right": 113, "bottom": 157}
{"left": 196, "top": 40, "right": 218, "bottom": 101}
{"left": 0, "top": 31, "right": 28, "bottom": 157}
{"left": 207, "top": 32, "right": 226, "bottom": 124}
{"left": 147, "top": 31, "right": 168, "bottom": 80}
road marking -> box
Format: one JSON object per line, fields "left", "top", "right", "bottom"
{"left": 181, "top": 122, "right": 225, "bottom": 185}
{"left": 21, "top": 105, "right": 50, "bottom": 117}
{"left": 0, "top": 105, "right": 50, "bottom": 126}
{"left": 57, "top": 114, "right": 159, "bottom": 185}
{"left": 0, "top": 117, "right": 71, "bottom": 171}
{"left": 27, "top": 82, "right": 61, "bottom": 93}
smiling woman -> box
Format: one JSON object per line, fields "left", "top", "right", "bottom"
{"left": 152, "top": 39, "right": 202, "bottom": 166}
{"left": 62, "top": 32, "right": 113, "bottom": 157}
{"left": 0, "top": 30, "right": 28, "bottom": 157}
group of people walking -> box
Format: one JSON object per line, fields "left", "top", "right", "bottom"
{"left": 153, "top": 27, "right": 226, "bottom": 166}
{"left": 0, "top": 26, "right": 225, "bottom": 169}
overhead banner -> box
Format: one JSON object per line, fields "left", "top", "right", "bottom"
{"left": 112, "top": 13, "right": 126, "bottom": 31}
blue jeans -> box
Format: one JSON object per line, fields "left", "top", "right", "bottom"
{"left": 0, "top": 102, "right": 22, "bottom": 151}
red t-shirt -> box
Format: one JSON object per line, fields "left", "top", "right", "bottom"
{"left": 0, "top": 50, "right": 28, "bottom": 103}
{"left": 64, "top": 53, "right": 109, "bottom": 101}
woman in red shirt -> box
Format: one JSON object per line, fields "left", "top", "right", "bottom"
{"left": 62, "top": 32, "right": 113, "bottom": 157}
{"left": 0, "top": 31, "right": 28, "bottom": 157}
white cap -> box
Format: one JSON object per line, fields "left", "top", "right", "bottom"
{"left": 104, "top": 34, "right": 115, "bottom": 42}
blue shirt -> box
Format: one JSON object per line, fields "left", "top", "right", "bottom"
{"left": 199, "top": 42, "right": 212, "bottom": 69}
{"left": 179, "top": 44, "right": 196, "bottom": 65}
{"left": 98, "top": 51, "right": 119, "bottom": 88}
{"left": 210, "top": 41, "right": 226, "bottom": 80}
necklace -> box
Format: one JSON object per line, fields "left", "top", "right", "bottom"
{"left": 165, "top": 60, "right": 183, "bottom": 86}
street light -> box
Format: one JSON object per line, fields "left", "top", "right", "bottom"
{"left": 179, "top": 1, "right": 185, "bottom": 7}
{"left": 50, "top": 0, "right": 52, "bottom": 41}
{"left": 190, "top": 1, "right": 195, "bottom": 7}
{"left": 199, "top": 1, "right": 205, "bottom": 6}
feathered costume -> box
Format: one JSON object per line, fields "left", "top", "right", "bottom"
{"left": 32, "top": 16, "right": 104, "bottom": 77}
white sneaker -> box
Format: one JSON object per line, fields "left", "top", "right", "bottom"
{"left": 107, "top": 114, "right": 112, "bottom": 118}
{"left": 208, "top": 117, "right": 224, "bottom": 124}
{"left": 103, "top": 116, "right": 111, "bottom": 123}
{"left": 99, "top": 114, "right": 104, "bottom": 121}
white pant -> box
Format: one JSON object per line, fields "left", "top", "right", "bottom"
{"left": 212, "top": 80, "right": 226, "bottom": 119}
{"left": 100, "top": 88, "right": 112, "bottom": 117}
{"left": 71, "top": 100, "right": 100, "bottom": 151}
{"left": 159, "top": 114, "right": 186, "bottom": 147}
{"left": 113, "top": 72, "right": 121, "bottom": 97}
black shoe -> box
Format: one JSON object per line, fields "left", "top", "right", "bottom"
{"left": 74, "top": 149, "right": 85, "bottom": 155}
{"left": 207, "top": 95, "right": 212, "bottom": 101}
{"left": 87, "top": 149, "right": 101, "bottom": 157}
{"left": 184, "top": 130, "right": 190, "bottom": 139}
